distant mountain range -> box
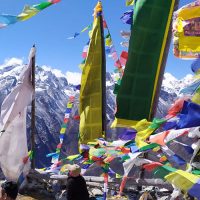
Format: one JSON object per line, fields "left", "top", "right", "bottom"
{"left": 0, "top": 58, "right": 194, "bottom": 168}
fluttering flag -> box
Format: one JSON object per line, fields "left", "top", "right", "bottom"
{"left": 118, "top": 129, "right": 137, "bottom": 141}
{"left": 105, "top": 45, "right": 116, "bottom": 54}
{"left": 0, "top": 0, "right": 60, "bottom": 29}
{"left": 82, "top": 45, "right": 89, "bottom": 58}
{"left": 166, "top": 97, "right": 189, "bottom": 119}
{"left": 120, "top": 30, "right": 131, "bottom": 39}
{"left": 120, "top": 41, "right": 129, "bottom": 48}
{"left": 191, "top": 59, "right": 200, "bottom": 74}
{"left": 0, "top": 47, "right": 35, "bottom": 181}
{"left": 192, "top": 87, "right": 200, "bottom": 105}
{"left": 120, "top": 10, "right": 133, "bottom": 25}
{"left": 120, "top": 51, "right": 128, "bottom": 66}
{"left": 126, "top": 0, "right": 134, "bottom": 6}
{"left": 177, "top": 101, "right": 200, "bottom": 129}
{"left": 105, "top": 35, "right": 112, "bottom": 47}
{"left": 180, "top": 81, "right": 200, "bottom": 95}
{"left": 143, "top": 162, "right": 163, "bottom": 171}
{"left": 165, "top": 170, "right": 200, "bottom": 194}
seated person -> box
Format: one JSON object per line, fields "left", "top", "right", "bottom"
{"left": 66, "top": 164, "right": 89, "bottom": 200}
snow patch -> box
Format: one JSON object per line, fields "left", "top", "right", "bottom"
{"left": 41, "top": 65, "right": 66, "bottom": 78}
{"left": 65, "top": 71, "right": 81, "bottom": 85}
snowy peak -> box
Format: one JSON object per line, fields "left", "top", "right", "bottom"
{"left": 161, "top": 72, "right": 194, "bottom": 95}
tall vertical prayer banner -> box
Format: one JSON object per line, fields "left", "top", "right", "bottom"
{"left": 79, "top": 2, "right": 105, "bottom": 144}
{"left": 112, "top": 0, "right": 177, "bottom": 127}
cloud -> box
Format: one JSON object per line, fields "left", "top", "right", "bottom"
{"left": 0, "top": 58, "right": 23, "bottom": 68}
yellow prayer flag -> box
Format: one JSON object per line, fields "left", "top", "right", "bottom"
{"left": 126, "top": 0, "right": 134, "bottom": 6}
{"left": 116, "top": 173, "right": 122, "bottom": 178}
{"left": 17, "top": 6, "right": 39, "bottom": 21}
{"left": 165, "top": 170, "right": 199, "bottom": 192}
{"left": 67, "top": 103, "right": 73, "bottom": 108}
{"left": 105, "top": 37, "right": 112, "bottom": 46}
{"left": 79, "top": 3, "right": 104, "bottom": 144}
{"left": 60, "top": 127, "right": 66, "bottom": 134}
{"left": 192, "top": 88, "right": 200, "bottom": 105}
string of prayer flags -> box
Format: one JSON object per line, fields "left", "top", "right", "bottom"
{"left": 102, "top": 19, "right": 124, "bottom": 79}
{"left": 120, "top": 30, "right": 130, "bottom": 48}
{"left": 79, "top": 40, "right": 90, "bottom": 69}
{"left": 0, "top": 0, "right": 60, "bottom": 29}
{"left": 47, "top": 95, "right": 75, "bottom": 164}
{"left": 67, "top": 24, "right": 92, "bottom": 39}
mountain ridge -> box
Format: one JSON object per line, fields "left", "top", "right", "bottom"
{"left": 0, "top": 58, "right": 194, "bottom": 168}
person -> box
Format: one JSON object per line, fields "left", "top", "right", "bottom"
{"left": 66, "top": 164, "right": 89, "bottom": 200}
{"left": 0, "top": 181, "right": 18, "bottom": 200}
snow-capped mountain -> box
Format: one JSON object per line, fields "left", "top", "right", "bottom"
{"left": 0, "top": 58, "right": 194, "bottom": 168}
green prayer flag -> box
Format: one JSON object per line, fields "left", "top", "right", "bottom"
{"left": 113, "top": 0, "right": 176, "bottom": 127}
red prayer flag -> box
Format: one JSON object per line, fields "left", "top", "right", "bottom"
{"left": 120, "top": 51, "right": 128, "bottom": 66}
{"left": 57, "top": 143, "right": 62, "bottom": 149}
{"left": 103, "top": 20, "right": 107, "bottom": 28}
{"left": 73, "top": 115, "right": 80, "bottom": 120}
{"left": 82, "top": 52, "right": 87, "bottom": 58}
{"left": 114, "top": 59, "right": 122, "bottom": 68}
{"left": 143, "top": 162, "right": 163, "bottom": 171}
{"left": 64, "top": 118, "right": 69, "bottom": 123}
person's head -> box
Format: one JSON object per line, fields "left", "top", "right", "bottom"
{"left": 0, "top": 181, "right": 18, "bottom": 200}
{"left": 67, "top": 164, "right": 81, "bottom": 177}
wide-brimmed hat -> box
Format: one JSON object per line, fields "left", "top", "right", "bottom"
{"left": 66, "top": 164, "right": 81, "bottom": 177}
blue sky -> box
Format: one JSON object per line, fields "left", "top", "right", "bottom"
{"left": 0, "top": 0, "right": 195, "bottom": 79}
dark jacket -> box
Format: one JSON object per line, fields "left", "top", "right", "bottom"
{"left": 66, "top": 175, "right": 89, "bottom": 200}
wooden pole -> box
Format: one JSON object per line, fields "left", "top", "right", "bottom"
{"left": 99, "top": 4, "right": 107, "bottom": 138}
{"left": 31, "top": 45, "right": 36, "bottom": 169}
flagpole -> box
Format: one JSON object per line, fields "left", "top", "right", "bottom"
{"left": 99, "top": 1, "right": 107, "bottom": 138}
{"left": 31, "top": 44, "right": 36, "bottom": 169}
